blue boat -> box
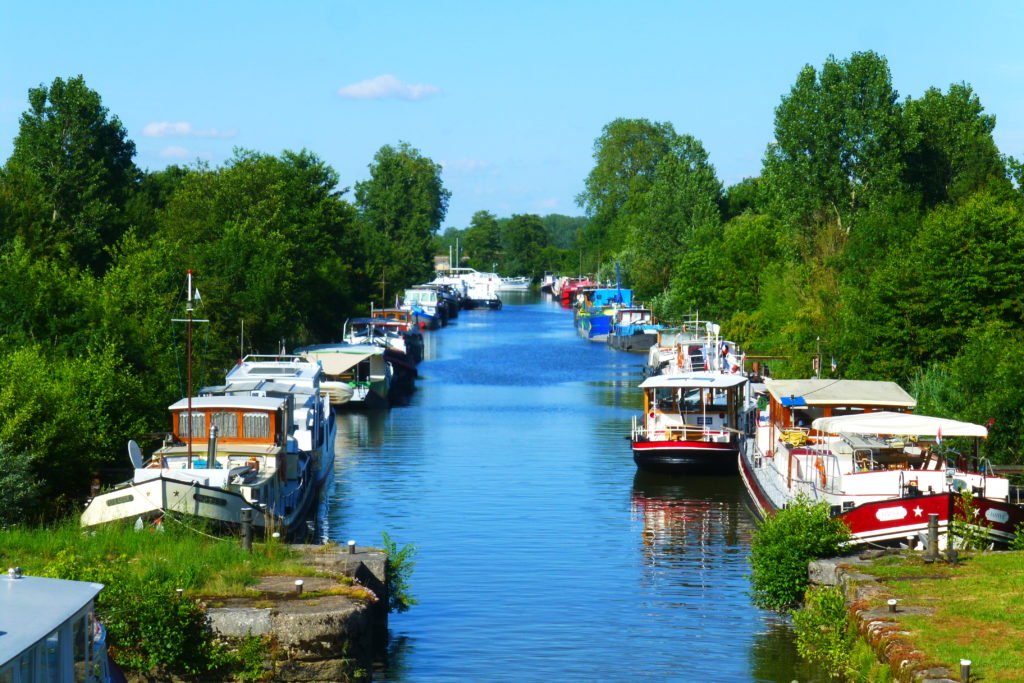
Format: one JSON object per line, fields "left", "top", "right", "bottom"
{"left": 575, "top": 287, "right": 633, "bottom": 342}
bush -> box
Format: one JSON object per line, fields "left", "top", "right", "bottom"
{"left": 748, "top": 494, "right": 851, "bottom": 610}
{"left": 792, "top": 585, "right": 856, "bottom": 678}
{"left": 381, "top": 531, "right": 417, "bottom": 613}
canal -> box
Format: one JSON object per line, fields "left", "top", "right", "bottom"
{"left": 327, "top": 292, "right": 812, "bottom": 681}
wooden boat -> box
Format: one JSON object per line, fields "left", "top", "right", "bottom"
{"left": 81, "top": 355, "right": 336, "bottom": 534}
{"left": 739, "top": 379, "right": 1024, "bottom": 547}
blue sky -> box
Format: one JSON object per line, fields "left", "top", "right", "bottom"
{"left": 2, "top": 1, "right": 1023, "bottom": 229}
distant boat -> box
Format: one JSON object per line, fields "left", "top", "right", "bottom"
{"left": 540, "top": 272, "right": 557, "bottom": 293}
{"left": 495, "top": 276, "right": 530, "bottom": 291}
{"left": 296, "top": 343, "right": 393, "bottom": 409}
{"left": 574, "top": 287, "right": 633, "bottom": 342}
{"left": 739, "top": 379, "right": 1024, "bottom": 547}
{"left": 607, "top": 307, "right": 663, "bottom": 352}
{"left": 401, "top": 287, "right": 448, "bottom": 328}
{"left": 433, "top": 267, "right": 502, "bottom": 309}
{"left": 82, "top": 354, "right": 336, "bottom": 534}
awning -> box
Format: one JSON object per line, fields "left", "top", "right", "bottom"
{"left": 766, "top": 379, "right": 916, "bottom": 408}
{"left": 811, "top": 411, "right": 987, "bottom": 438}
{"left": 639, "top": 373, "right": 748, "bottom": 390}
{"left": 299, "top": 348, "right": 378, "bottom": 375}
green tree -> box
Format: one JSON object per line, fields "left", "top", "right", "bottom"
{"left": 762, "top": 51, "right": 906, "bottom": 236}
{"left": 355, "top": 142, "right": 451, "bottom": 299}
{"left": 0, "top": 75, "right": 139, "bottom": 272}
{"left": 463, "top": 210, "right": 502, "bottom": 269}
{"left": 501, "top": 213, "right": 549, "bottom": 276}
{"left": 576, "top": 118, "right": 681, "bottom": 259}
{"left": 624, "top": 134, "right": 723, "bottom": 298}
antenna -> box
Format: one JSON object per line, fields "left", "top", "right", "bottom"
{"left": 171, "top": 270, "right": 210, "bottom": 468}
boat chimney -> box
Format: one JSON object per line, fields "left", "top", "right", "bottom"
{"left": 207, "top": 425, "right": 219, "bottom": 465}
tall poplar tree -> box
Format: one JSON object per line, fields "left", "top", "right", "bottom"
{"left": 0, "top": 75, "right": 139, "bottom": 272}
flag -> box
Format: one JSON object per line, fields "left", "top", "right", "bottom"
{"left": 831, "top": 357, "right": 837, "bottom": 372}
{"left": 936, "top": 425, "right": 942, "bottom": 445}
{"left": 194, "top": 288, "right": 202, "bottom": 301}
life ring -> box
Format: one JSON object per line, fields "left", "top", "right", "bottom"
{"left": 815, "top": 457, "right": 827, "bottom": 486}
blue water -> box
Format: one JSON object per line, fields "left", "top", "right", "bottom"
{"left": 327, "top": 292, "right": 808, "bottom": 682}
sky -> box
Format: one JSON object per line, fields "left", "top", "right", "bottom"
{"left": 2, "top": 1, "right": 1024, "bottom": 229}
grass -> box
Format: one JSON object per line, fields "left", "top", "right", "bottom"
{"left": 863, "top": 552, "right": 1024, "bottom": 681}
{"left": 0, "top": 516, "right": 319, "bottom": 596}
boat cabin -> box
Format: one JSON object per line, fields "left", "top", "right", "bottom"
{"left": 371, "top": 308, "right": 415, "bottom": 327}
{"left": 0, "top": 573, "right": 109, "bottom": 683}
{"left": 638, "top": 374, "right": 751, "bottom": 441}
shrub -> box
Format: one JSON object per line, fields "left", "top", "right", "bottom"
{"left": 792, "top": 585, "right": 856, "bottom": 678}
{"left": 748, "top": 493, "right": 851, "bottom": 610}
{"left": 381, "top": 531, "right": 417, "bottom": 613}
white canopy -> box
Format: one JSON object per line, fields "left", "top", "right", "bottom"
{"left": 811, "top": 411, "right": 987, "bottom": 438}
{"left": 639, "top": 373, "right": 748, "bottom": 390}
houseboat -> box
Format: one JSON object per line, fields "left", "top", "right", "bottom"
{"left": 738, "top": 378, "right": 1024, "bottom": 546}
{"left": 607, "top": 307, "right": 663, "bottom": 352}
{"left": 81, "top": 355, "right": 335, "bottom": 535}
{"left": 296, "top": 343, "right": 393, "bottom": 409}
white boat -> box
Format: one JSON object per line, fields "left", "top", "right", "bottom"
{"left": 495, "top": 276, "right": 530, "bottom": 291}
{"left": 296, "top": 343, "right": 393, "bottom": 409}
{"left": 1, "top": 572, "right": 111, "bottom": 682}
{"left": 739, "top": 378, "right": 1024, "bottom": 547}
{"left": 82, "top": 355, "right": 336, "bottom": 534}
{"left": 401, "top": 287, "right": 448, "bottom": 328}
{"left": 433, "top": 267, "right": 502, "bottom": 309}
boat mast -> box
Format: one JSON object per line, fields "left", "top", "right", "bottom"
{"left": 187, "top": 270, "right": 194, "bottom": 467}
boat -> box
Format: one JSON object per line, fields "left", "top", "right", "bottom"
{"left": 495, "top": 276, "right": 531, "bottom": 291}
{"left": 370, "top": 308, "right": 425, "bottom": 363}
{"left": 559, "top": 278, "right": 595, "bottom": 308}
{"left": 296, "top": 343, "right": 393, "bottom": 409}
{"left": 574, "top": 287, "right": 633, "bottom": 342}
{"left": 540, "top": 272, "right": 557, "bottom": 293}
{"left": 644, "top": 318, "right": 743, "bottom": 377}
{"left": 433, "top": 267, "right": 502, "bottom": 309}
{"left": 82, "top": 354, "right": 336, "bottom": 535}
{"left": 631, "top": 370, "right": 754, "bottom": 474}
{"left": 607, "top": 307, "right": 663, "bottom": 352}
{"left": 738, "top": 378, "right": 1024, "bottom": 547}
{"left": 1, "top": 571, "right": 111, "bottom": 682}
{"left": 401, "top": 287, "right": 448, "bottom": 329}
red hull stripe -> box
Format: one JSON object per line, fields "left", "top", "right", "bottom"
{"left": 632, "top": 440, "right": 734, "bottom": 451}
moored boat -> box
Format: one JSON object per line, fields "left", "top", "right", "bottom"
{"left": 631, "top": 372, "right": 754, "bottom": 475}
{"left": 607, "top": 307, "right": 663, "bottom": 352}
{"left": 574, "top": 287, "right": 633, "bottom": 342}
{"left": 296, "top": 343, "right": 393, "bottom": 409}
{"left": 401, "top": 287, "right": 448, "bottom": 328}
{"left": 82, "top": 354, "right": 336, "bottom": 535}
{"left": 738, "top": 378, "right": 1024, "bottom": 547}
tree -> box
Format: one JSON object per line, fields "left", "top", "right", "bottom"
{"left": 500, "top": 214, "right": 549, "bottom": 276}
{"left": 576, "top": 118, "right": 681, "bottom": 257}
{"left": 463, "top": 210, "right": 502, "bottom": 269}
{"left": 762, "top": 51, "right": 906, "bottom": 236}
{"left": 624, "top": 134, "right": 723, "bottom": 298}
{"left": 903, "top": 83, "right": 1010, "bottom": 207}
{"left": 1, "top": 75, "right": 139, "bottom": 272}
{"left": 355, "top": 142, "right": 451, "bottom": 299}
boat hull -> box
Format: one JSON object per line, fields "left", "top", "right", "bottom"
{"left": 464, "top": 298, "right": 502, "bottom": 310}
{"left": 81, "top": 477, "right": 265, "bottom": 529}
{"left": 608, "top": 331, "right": 658, "bottom": 352}
{"left": 632, "top": 439, "right": 739, "bottom": 475}
{"left": 738, "top": 446, "right": 1024, "bottom": 547}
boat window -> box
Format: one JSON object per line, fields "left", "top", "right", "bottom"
{"left": 41, "top": 628, "right": 60, "bottom": 682}
{"left": 243, "top": 412, "right": 271, "bottom": 439}
{"left": 211, "top": 412, "right": 239, "bottom": 437}
{"left": 73, "top": 613, "right": 87, "bottom": 681}
{"left": 177, "top": 412, "right": 206, "bottom": 439}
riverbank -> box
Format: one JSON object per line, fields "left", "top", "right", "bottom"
{"left": 810, "top": 550, "right": 1024, "bottom": 681}
{"left": 0, "top": 521, "right": 389, "bottom": 681}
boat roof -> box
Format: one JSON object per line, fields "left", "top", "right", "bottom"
{"left": 226, "top": 355, "right": 322, "bottom": 383}
{"left": 639, "top": 373, "right": 748, "bottom": 389}
{"left": 169, "top": 395, "right": 286, "bottom": 411}
{"left": 812, "top": 411, "right": 987, "bottom": 438}
{"left": 1, "top": 575, "right": 103, "bottom": 662}
{"left": 765, "top": 378, "right": 916, "bottom": 408}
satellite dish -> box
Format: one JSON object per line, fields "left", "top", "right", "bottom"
{"left": 127, "top": 440, "right": 144, "bottom": 469}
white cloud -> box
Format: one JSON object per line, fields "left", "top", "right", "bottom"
{"left": 538, "top": 198, "right": 559, "bottom": 209}
{"left": 144, "top": 122, "right": 237, "bottom": 139}
{"left": 159, "top": 145, "right": 191, "bottom": 158}
{"left": 441, "top": 158, "right": 490, "bottom": 172}
{"left": 337, "top": 74, "right": 440, "bottom": 101}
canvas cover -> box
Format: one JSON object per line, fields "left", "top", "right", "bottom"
{"left": 811, "top": 411, "right": 987, "bottom": 438}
